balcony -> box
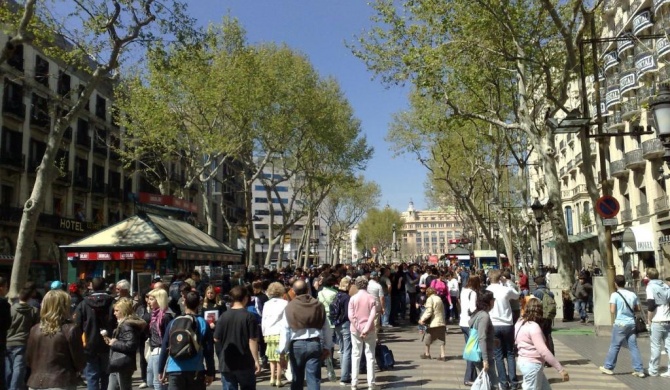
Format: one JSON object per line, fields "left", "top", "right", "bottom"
{"left": 575, "top": 152, "right": 583, "bottom": 166}
{"left": 655, "top": 196, "right": 670, "bottom": 213}
{"left": 76, "top": 134, "right": 91, "bottom": 149}
{"left": 54, "top": 171, "right": 72, "bottom": 187}
{"left": 30, "top": 111, "right": 50, "bottom": 130}
{"left": 610, "top": 159, "right": 628, "bottom": 177}
{"left": 73, "top": 176, "right": 91, "bottom": 192}
{"left": 624, "top": 148, "right": 645, "bottom": 170}
{"left": 572, "top": 184, "right": 587, "bottom": 197}
{"left": 2, "top": 100, "right": 25, "bottom": 121}
{"left": 620, "top": 209, "right": 633, "bottom": 223}
{"left": 91, "top": 181, "right": 106, "bottom": 196}
{"left": 559, "top": 166, "right": 566, "bottom": 177}
{"left": 621, "top": 96, "right": 642, "bottom": 121}
{"left": 562, "top": 189, "right": 571, "bottom": 199}
{"left": 636, "top": 202, "right": 649, "bottom": 218}
{"left": 559, "top": 140, "right": 566, "bottom": 151}
{"left": 567, "top": 133, "right": 575, "bottom": 146}
{"left": 567, "top": 159, "right": 576, "bottom": 173}
{"left": 0, "top": 151, "right": 25, "bottom": 171}
{"left": 606, "top": 111, "right": 625, "bottom": 131}
{"left": 642, "top": 138, "right": 664, "bottom": 159}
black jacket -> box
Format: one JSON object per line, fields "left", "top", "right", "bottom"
{"left": 74, "top": 291, "right": 116, "bottom": 355}
{"left": 0, "top": 297, "right": 10, "bottom": 344}
{"left": 109, "top": 316, "right": 146, "bottom": 373}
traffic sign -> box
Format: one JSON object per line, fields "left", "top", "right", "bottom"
{"left": 595, "top": 195, "right": 620, "bottom": 219}
{"left": 601, "top": 218, "right": 618, "bottom": 226}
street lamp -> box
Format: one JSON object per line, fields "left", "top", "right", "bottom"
{"left": 259, "top": 233, "right": 266, "bottom": 269}
{"left": 651, "top": 84, "right": 670, "bottom": 175}
{"left": 530, "top": 198, "right": 545, "bottom": 277}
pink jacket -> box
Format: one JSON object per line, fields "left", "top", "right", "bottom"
{"left": 514, "top": 320, "right": 563, "bottom": 372}
{"left": 348, "top": 289, "right": 377, "bottom": 336}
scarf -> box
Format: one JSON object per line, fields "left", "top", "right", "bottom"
{"left": 150, "top": 308, "right": 166, "bottom": 338}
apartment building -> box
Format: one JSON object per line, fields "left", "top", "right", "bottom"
{"left": 530, "top": 0, "right": 670, "bottom": 277}
{"left": 400, "top": 200, "right": 465, "bottom": 259}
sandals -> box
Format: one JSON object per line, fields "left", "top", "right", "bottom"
{"left": 419, "top": 353, "right": 432, "bottom": 359}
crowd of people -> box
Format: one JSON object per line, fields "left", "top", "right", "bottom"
{"left": 0, "top": 260, "right": 667, "bottom": 390}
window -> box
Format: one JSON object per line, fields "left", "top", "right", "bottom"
{"left": 74, "top": 157, "right": 88, "bottom": 186}
{"left": 34, "top": 55, "right": 49, "bottom": 86}
{"left": 57, "top": 71, "right": 71, "bottom": 97}
{"left": 92, "top": 164, "right": 105, "bottom": 192}
{"left": 95, "top": 94, "right": 106, "bottom": 120}
{"left": 76, "top": 119, "right": 90, "bottom": 148}
{"left": 30, "top": 93, "right": 49, "bottom": 128}
{"left": 1, "top": 128, "right": 22, "bottom": 160}
{"left": 565, "top": 206, "right": 573, "bottom": 235}
{"left": 254, "top": 184, "right": 289, "bottom": 192}
{"left": 28, "top": 139, "right": 46, "bottom": 171}
{"left": 93, "top": 128, "right": 107, "bottom": 156}
{"left": 78, "top": 85, "right": 89, "bottom": 111}
{"left": 8, "top": 44, "right": 23, "bottom": 71}
{"left": 3, "top": 79, "right": 24, "bottom": 118}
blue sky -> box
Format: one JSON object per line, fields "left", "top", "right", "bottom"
{"left": 191, "top": 0, "right": 427, "bottom": 213}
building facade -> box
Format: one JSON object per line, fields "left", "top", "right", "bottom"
{"left": 400, "top": 201, "right": 465, "bottom": 260}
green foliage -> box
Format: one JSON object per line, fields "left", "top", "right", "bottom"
{"left": 356, "top": 207, "right": 404, "bottom": 252}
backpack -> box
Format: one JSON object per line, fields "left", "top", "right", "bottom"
{"left": 538, "top": 288, "right": 557, "bottom": 320}
{"left": 168, "top": 315, "right": 201, "bottom": 360}
{"left": 329, "top": 292, "right": 349, "bottom": 327}
{"left": 375, "top": 343, "right": 395, "bottom": 370}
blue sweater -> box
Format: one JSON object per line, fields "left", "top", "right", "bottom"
{"left": 157, "top": 315, "right": 215, "bottom": 376}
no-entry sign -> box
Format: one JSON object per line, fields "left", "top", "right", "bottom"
{"left": 595, "top": 195, "right": 620, "bottom": 219}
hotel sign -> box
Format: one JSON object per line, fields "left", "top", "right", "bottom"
{"left": 635, "top": 51, "right": 657, "bottom": 78}
{"left": 605, "top": 86, "right": 621, "bottom": 110}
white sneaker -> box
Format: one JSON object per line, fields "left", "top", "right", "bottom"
{"left": 661, "top": 372, "right": 670, "bottom": 378}
{"left": 632, "top": 371, "right": 646, "bottom": 378}
{"left": 139, "top": 383, "right": 148, "bottom": 389}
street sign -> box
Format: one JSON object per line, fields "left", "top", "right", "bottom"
{"left": 602, "top": 218, "right": 618, "bottom": 226}
{"left": 595, "top": 195, "right": 620, "bottom": 219}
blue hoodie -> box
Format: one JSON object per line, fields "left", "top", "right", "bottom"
{"left": 158, "top": 315, "right": 215, "bottom": 376}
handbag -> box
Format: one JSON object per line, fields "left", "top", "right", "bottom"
{"left": 470, "top": 370, "right": 491, "bottom": 390}
{"left": 144, "top": 339, "right": 152, "bottom": 360}
{"left": 462, "top": 327, "right": 482, "bottom": 362}
{"left": 615, "top": 291, "right": 647, "bottom": 334}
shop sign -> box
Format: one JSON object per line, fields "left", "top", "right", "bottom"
{"left": 637, "top": 240, "right": 654, "bottom": 251}
{"left": 68, "top": 250, "right": 167, "bottom": 261}
{"left": 58, "top": 218, "right": 85, "bottom": 232}
{"left": 138, "top": 192, "right": 198, "bottom": 213}
{"left": 611, "top": 232, "right": 624, "bottom": 242}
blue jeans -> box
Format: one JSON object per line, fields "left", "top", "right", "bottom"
{"left": 493, "top": 325, "right": 517, "bottom": 389}
{"left": 603, "top": 323, "right": 643, "bottom": 372}
{"left": 288, "top": 339, "right": 322, "bottom": 390}
{"left": 335, "top": 323, "right": 352, "bottom": 383}
{"left": 146, "top": 352, "right": 166, "bottom": 390}
{"left": 85, "top": 352, "right": 110, "bottom": 390}
{"left": 649, "top": 322, "right": 670, "bottom": 375}
{"left": 576, "top": 299, "right": 587, "bottom": 321}
{"left": 518, "top": 361, "right": 551, "bottom": 390}
{"left": 382, "top": 295, "right": 391, "bottom": 326}
{"left": 460, "top": 327, "right": 477, "bottom": 383}
{"left": 5, "top": 345, "right": 26, "bottom": 390}
{"left": 221, "top": 369, "right": 256, "bottom": 390}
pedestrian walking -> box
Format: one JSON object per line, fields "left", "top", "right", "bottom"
{"left": 135, "top": 289, "right": 151, "bottom": 389}
{"left": 515, "top": 299, "right": 569, "bottom": 389}
{"left": 73, "top": 277, "right": 116, "bottom": 390}
{"left": 158, "top": 292, "right": 215, "bottom": 390}
{"left": 645, "top": 267, "right": 670, "bottom": 377}
{"left": 418, "top": 287, "right": 446, "bottom": 361}
{"left": 317, "top": 275, "right": 338, "bottom": 382}
{"left": 571, "top": 275, "right": 592, "bottom": 324}
{"left": 459, "top": 275, "right": 480, "bottom": 386}
{"left": 330, "top": 278, "right": 352, "bottom": 386}
{"left": 5, "top": 286, "right": 39, "bottom": 390}
{"left": 598, "top": 275, "right": 646, "bottom": 377}
{"left": 348, "top": 277, "right": 378, "bottom": 390}
{"left": 277, "top": 280, "right": 333, "bottom": 390}
{"left": 106, "top": 298, "right": 146, "bottom": 390}
{"left": 261, "top": 282, "right": 288, "bottom": 387}
{"left": 0, "top": 277, "right": 12, "bottom": 390}
{"left": 448, "top": 272, "right": 460, "bottom": 322}
{"left": 486, "top": 269, "right": 520, "bottom": 390}
{"left": 213, "top": 285, "right": 261, "bottom": 390}
{"left": 531, "top": 276, "right": 557, "bottom": 355}
{"left": 26, "top": 289, "right": 86, "bottom": 390}
{"left": 145, "top": 288, "right": 174, "bottom": 390}
{"left": 468, "top": 290, "right": 500, "bottom": 389}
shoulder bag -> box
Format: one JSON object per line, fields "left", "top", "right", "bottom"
{"left": 615, "top": 291, "right": 647, "bottom": 334}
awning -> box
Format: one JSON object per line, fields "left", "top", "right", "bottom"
{"left": 622, "top": 223, "right": 655, "bottom": 252}
{"left": 61, "top": 212, "right": 242, "bottom": 263}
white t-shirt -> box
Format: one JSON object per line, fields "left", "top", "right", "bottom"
{"left": 448, "top": 278, "right": 460, "bottom": 295}
{"left": 459, "top": 287, "right": 477, "bottom": 328}
{"left": 487, "top": 282, "right": 520, "bottom": 326}
{"left": 646, "top": 280, "right": 670, "bottom": 322}
{"left": 367, "top": 279, "right": 384, "bottom": 310}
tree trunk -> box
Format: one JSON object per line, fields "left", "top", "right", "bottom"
{"left": 199, "top": 182, "right": 214, "bottom": 236}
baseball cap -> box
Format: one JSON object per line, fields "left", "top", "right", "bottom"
{"left": 50, "top": 280, "right": 63, "bottom": 290}
{"left": 370, "top": 271, "right": 379, "bottom": 278}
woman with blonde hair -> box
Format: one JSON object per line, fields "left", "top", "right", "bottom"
{"left": 261, "top": 282, "right": 288, "bottom": 387}
{"left": 144, "top": 288, "right": 173, "bottom": 390}
{"left": 515, "top": 298, "right": 569, "bottom": 389}
{"left": 418, "top": 287, "right": 447, "bottom": 361}
{"left": 106, "top": 298, "right": 146, "bottom": 390}
{"left": 26, "top": 289, "right": 86, "bottom": 390}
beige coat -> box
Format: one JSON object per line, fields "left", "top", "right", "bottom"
{"left": 420, "top": 294, "right": 446, "bottom": 328}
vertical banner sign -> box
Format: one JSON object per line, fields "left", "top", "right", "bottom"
{"left": 619, "top": 71, "right": 638, "bottom": 94}
{"left": 603, "top": 51, "right": 619, "bottom": 72}
{"left": 633, "top": 10, "right": 654, "bottom": 35}
{"left": 635, "top": 51, "right": 657, "bottom": 78}
{"left": 617, "top": 35, "right": 634, "bottom": 57}
{"left": 606, "top": 86, "right": 621, "bottom": 110}
{"left": 657, "top": 36, "right": 670, "bottom": 59}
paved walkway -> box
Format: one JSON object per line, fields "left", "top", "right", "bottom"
{"left": 249, "top": 323, "right": 635, "bottom": 389}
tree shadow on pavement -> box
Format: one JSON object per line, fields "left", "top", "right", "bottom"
{"left": 378, "top": 375, "right": 429, "bottom": 388}
{"left": 560, "top": 358, "right": 590, "bottom": 365}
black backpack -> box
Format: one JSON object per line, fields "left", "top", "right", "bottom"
{"left": 329, "top": 292, "right": 349, "bottom": 327}
{"left": 168, "top": 315, "right": 201, "bottom": 360}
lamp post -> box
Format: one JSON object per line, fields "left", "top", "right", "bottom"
{"left": 392, "top": 223, "right": 398, "bottom": 263}
{"left": 530, "top": 198, "right": 545, "bottom": 277}
{"left": 493, "top": 225, "right": 500, "bottom": 267}
{"left": 259, "top": 233, "right": 266, "bottom": 269}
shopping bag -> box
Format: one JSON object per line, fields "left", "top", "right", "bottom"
{"left": 462, "top": 328, "right": 482, "bottom": 362}
{"left": 470, "top": 370, "right": 491, "bottom": 390}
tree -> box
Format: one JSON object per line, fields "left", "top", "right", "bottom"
{"left": 320, "top": 177, "right": 381, "bottom": 264}
{"left": 353, "top": 0, "right": 602, "bottom": 286}
{"left": 356, "top": 207, "right": 404, "bottom": 262}
{"left": 2, "top": 0, "right": 194, "bottom": 298}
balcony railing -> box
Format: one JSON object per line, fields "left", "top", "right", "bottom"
{"left": 76, "top": 134, "right": 91, "bottom": 149}
{"left": 91, "top": 181, "right": 106, "bottom": 195}
{"left": 610, "top": 159, "right": 628, "bottom": 177}
{"left": 642, "top": 138, "right": 664, "bottom": 159}
{"left": 575, "top": 152, "right": 583, "bottom": 166}
{"left": 73, "top": 176, "right": 91, "bottom": 192}
{"left": 559, "top": 167, "right": 566, "bottom": 177}
{"left": 654, "top": 195, "right": 670, "bottom": 213}
{"left": 637, "top": 202, "right": 650, "bottom": 218}
{"left": 625, "top": 148, "right": 645, "bottom": 170}
{"left": 54, "top": 171, "right": 72, "bottom": 187}
{"left": 620, "top": 209, "right": 633, "bottom": 223}
{"left": 562, "top": 189, "right": 571, "bottom": 199}
{"left": 2, "top": 101, "right": 26, "bottom": 120}
{"left": 621, "top": 96, "right": 641, "bottom": 120}
{"left": 567, "top": 159, "right": 575, "bottom": 172}
{"left": 572, "top": 184, "right": 587, "bottom": 197}
{"left": 606, "top": 111, "right": 624, "bottom": 131}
